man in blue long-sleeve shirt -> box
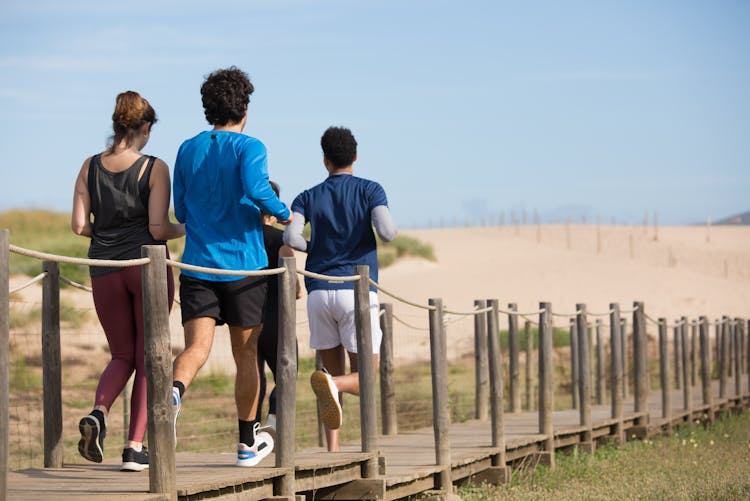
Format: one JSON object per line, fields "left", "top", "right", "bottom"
{"left": 172, "top": 66, "right": 291, "bottom": 467}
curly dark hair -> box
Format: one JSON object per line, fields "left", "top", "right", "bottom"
{"left": 321, "top": 126, "right": 357, "bottom": 169}
{"left": 200, "top": 66, "right": 254, "bottom": 126}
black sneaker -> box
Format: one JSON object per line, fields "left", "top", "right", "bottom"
{"left": 121, "top": 446, "right": 149, "bottom": 472}
{"left": 78, "top": 414, "right": 106, "bottom": 463}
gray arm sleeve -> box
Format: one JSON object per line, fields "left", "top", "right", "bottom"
{"left": 283, "top": 211, "right": 308, "bottom": 252}
{"left": 372, "top": 205, "right": 397, "bottom": 242}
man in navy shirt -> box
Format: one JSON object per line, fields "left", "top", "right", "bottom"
{"left": 284, "top": 126, "right": 396, "bottom": 451}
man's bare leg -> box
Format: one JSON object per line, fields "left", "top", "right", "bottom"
{"left": 173, "top": 317, "right": 217, "bottom": 389}
{"left": 317, "top": 346, "right": 379, "bottom": 451}
{"left": 230, "top": 325, "right": 263, "bottom": 421}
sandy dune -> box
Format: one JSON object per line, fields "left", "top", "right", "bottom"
{"left": 8, "top": 225, "right": 750, "bottom": 370}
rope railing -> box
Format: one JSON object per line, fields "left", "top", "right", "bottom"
{"left": 6, "top": 242, "right": 744, "bottom": 333}
{"left": 550, "top": 309, "right": 583, "bottom": 318}
{"left": 368, "top": 278, "right": 437, "bottom": 311}
{"left": 9, "top": 272, "right": 47, "bottom": 294}
{"left": 59, "top": 275, "right": 92, "bottom": 293}
{"left": 443, "top": 305, "right": 494, "bottom": 316}
{"left": 500, "top": 307, "right": 547, "bottom": 316}
{"left": 392, "top": 313, "right": 430, "bottom": 331}
{"left": 166, "top": 258, "right": 285, "bottom": 277}
{"left": 10, "top": 244, "right": 150, "bottom": 267}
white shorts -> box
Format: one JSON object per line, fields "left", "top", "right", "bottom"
{"left": 307, "top": 289, "right": 382, "bottom": 354}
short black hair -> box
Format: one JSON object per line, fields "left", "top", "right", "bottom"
{"left": 200, "top": 66, "right": 254, "bottom": 126}
{"left": 321, "top": 126, "right": 357, "bottom": 169}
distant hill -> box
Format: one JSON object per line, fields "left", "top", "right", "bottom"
{"left": 715, "top": 211, "right": 750, "bottom": 225}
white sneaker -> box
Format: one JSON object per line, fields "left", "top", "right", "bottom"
{"left": 236, "top": 423, "right": 274, "bottom": 467}
{"left": 310, "top": 369, "right": 342, "bottom": 430}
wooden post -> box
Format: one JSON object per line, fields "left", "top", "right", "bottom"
{"left": 354, "top": 265, "right": 378, "bottom": 479}
{"left": 734, "top": 319, "right": 742, "bottom": 398}
{"left": 746, "top": 320, "right": 750, "bottom": 395}
{"left": 658, "top": 319, "right": 670, "bottom": 422}
{"left": 41, "top": 261, "right": 63, "bottom": 468}
{"left": 576, "top": 304, "right": 593, "bottom": 451}
{"left": 275, "top": 257, "right": 298, "bottom": 495}
{"left": 428, "top": 298, "right": 452, "bottom": 491}
{"left": 508, "top": 303, "right": 521, "bottom": 413}
{"left": 486, "top": 299, "right": 507, "bottom": 469}
{"left": 719, "top": 317, "right": 728, "bottom": 399}
{"left": 633, "top": 302, "right": 648, "bottom": 427}
{"left": 740, "top": 319, "right": 745, "bottom": 377}
{"left": 621, "top": 318, "right": 629, "bottom": 399}
{"left": 714, "top": 318, "right": 723, "bottom": 379}
{"left": 595, "top": 319, "right": 604, "bottom": 405}
{"left": 610, "top": 303, "right": 624, "bottom": 444}
{"left": 690, "top": 320, "right": 698, "bottom": 387}
{"left": 141, "top": 245, "right": 175, "bottom": 498}
{"left": 699, "top": 317, "right": 713, "bottom": 421}
{"left": 524, "top": 320, "right": 534, "bottom": 411}
{"left": 538, "top": 302, "right": 555, "bottom": 466}
{"left": 379, "top": 303, "right": 397, "bottom": 436}
{"left": 474, "top": 299, "right": 489, "bottom": 421}
{"left": 1, "top": 229, "right": 9, "bottom": 501}
{"left": 569, "top": 318, "right": 579, "bottom": 410}
{"left": 728, "top": 318, "right": 734, "bottom": 378}
{"left": 673, "top": 324, "right": 681, "bottom": 390}
{"left": 681, "top": 317, "right": 691, "bottom": 413}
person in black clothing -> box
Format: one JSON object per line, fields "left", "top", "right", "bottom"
{"left": 256, "top": 181, "right": 300, "bottom": 435}
{"left": 71, "top": 90, "right": 185, "bottom": 471}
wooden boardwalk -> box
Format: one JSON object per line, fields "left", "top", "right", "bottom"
{"left": 8, "top": 381, "right": 748, "bottom": 500}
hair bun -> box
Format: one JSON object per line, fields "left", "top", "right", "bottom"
{"left": 112, "top": 91, "right": 156, "bottom": 131}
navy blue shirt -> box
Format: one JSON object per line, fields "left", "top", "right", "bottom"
{"left": 291, "top": 173, "right": 388, "bottom": 292}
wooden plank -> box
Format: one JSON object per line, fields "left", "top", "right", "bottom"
{"left": 312, "top": 479, "right": 386, "bottom": 500}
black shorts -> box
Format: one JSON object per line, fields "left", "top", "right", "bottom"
{"left": 179, "top": 274, "right": 268, "bottom": 327}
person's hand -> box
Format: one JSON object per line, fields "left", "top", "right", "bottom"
{"left": 277, "top": 210, "right": 293, "bottom": 226}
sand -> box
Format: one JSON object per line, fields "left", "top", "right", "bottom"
{"left": 8, "top": 224, "right": 750, "bottom": 371}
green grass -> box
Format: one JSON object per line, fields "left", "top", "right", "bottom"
{"left": 459, "top": 410, "right": 750, "bottom": 500}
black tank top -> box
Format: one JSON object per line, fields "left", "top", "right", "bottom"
{"left": 87, "top": 154, "right": 164, "bottom": 277}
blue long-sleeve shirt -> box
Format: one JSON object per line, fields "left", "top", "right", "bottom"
{"left": 173, "top": 130, "right": 290, "bottom": 281}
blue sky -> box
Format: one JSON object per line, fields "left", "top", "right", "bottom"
{"left": 1, "top": 0, "right": 748, "bottom": 228}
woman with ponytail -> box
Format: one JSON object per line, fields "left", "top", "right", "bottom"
{"left": 71, "top": 91, "right": 184, "bottom": 471}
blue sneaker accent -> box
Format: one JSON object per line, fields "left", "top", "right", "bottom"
{"left": 171, "top": 387, "right": 181, "bottom": 447}
{"left": 236, "top": 423, "right": 274, "bottom": 467}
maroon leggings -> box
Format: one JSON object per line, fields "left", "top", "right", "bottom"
{"left": 91, "top": 265, "right": 174, "bottom": 442}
